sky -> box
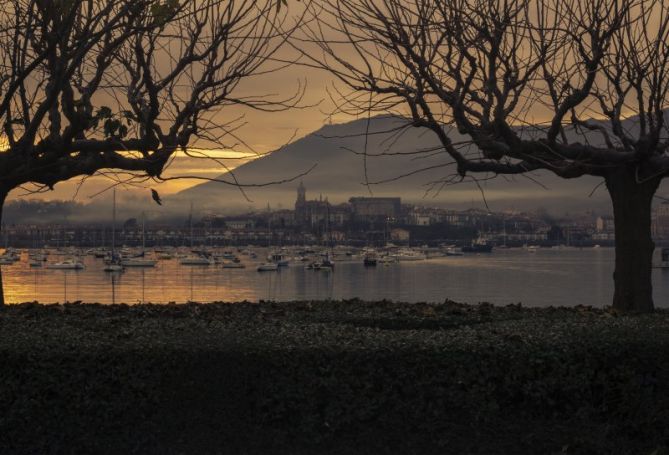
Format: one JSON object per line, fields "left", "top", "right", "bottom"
{"left": 9, "top": 62, "right": 337, "bottom": 202}
{"left": 7, "top": 0, "right": 668, "bottom": 209}
{"left": 6, "top": 2, "right": 343, "bottom": 204}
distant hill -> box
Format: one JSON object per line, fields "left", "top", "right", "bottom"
{"left": 174, "top": 115, "right": 657, "bottom": 216}
{"left": 8, "top": 114, "right": 669, "bottom": 225}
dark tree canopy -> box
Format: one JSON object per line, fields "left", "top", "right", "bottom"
{"left": 0, "top": 0, "right": 298, "bottom": 196}
{"left": 298, "top": 0, "right": 669, "bottom": 312}
{"left": 0, "top": 0, "right": 299, "bottom": 305}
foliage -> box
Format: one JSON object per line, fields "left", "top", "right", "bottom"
{"left": 0, "top": 300, "right": 667, "bottom": 454}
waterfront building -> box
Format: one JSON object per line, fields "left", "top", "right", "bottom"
{"left": 349, "top": 197, "right": 401, "bottom": 222}
{"left": 653, "top": 202, "right": 669, "bottom": 240}
{"left": 226, "top": 219, "right": 256, "bottom": 230}
{"left": 390, "top": 228, "right": 411, "bottom": 242}
{"left": 294, "top": 182, "right": 351, "bottom": 229}
{"left": 596, "top": 216, "right": 615, "bottom": 235}
{"left": 295, "top": 182, "right": 329, "bottom": 227}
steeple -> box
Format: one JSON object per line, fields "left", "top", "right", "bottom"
{"left": 296, "top": 181, "right": 306, "bottom": 205}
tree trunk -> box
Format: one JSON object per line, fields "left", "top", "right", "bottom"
{"left": 0, "top": 188, "right": 7, "bottom": 307}
{"left": 606, "top": 168, "right": 661, "bottom": 313}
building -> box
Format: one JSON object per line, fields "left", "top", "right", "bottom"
{"left": 269, "top": 210, "right": 295, "bottom": 228}
{"left": 390, "top": 228, "right": 410, "bottom": 242}
{"left": 225, "top": 219, "right": 255, "bottom": 230}
{"left": 653, "top": 202, "right": 669, "bottom": 239}
{"left": 349, "top": 197, "right": 401, "bottom": 222}
{"left": 294, "top": 182, "right": 350, "bottom": 229}
{"left": 596, "top": 216, "right": 615, "bottom": 233}
{"left": 295, "top": 181, "right": 330, "bottom": 227}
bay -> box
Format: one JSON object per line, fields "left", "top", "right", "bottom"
{"left": 4, "top": 247, "right": 669, "bottom": 307}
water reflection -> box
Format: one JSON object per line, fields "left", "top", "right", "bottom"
{"left": 1, "top": 247, "right": 669, "bottom": 307}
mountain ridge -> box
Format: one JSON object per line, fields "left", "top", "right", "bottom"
{"left": 173, "top": 114, "right": 638, "bottom": 215}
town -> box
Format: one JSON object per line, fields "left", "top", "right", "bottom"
{"left": 4, "top": 183, "right": 669, "bottom": 249}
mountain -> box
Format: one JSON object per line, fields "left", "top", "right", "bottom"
{"left": 174, "top": 114, "right": 648, "bottom": 215}
{"left": 5, "top": 113, "right": 668, "bottom": 225}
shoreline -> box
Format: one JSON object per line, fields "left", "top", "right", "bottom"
{"left": 1, "top": 300, "right": 667, "bottom": 454}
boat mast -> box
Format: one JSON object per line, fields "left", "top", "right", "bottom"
{"left": 189, "top": 201, "right": 194, "bottom": 249}
{"left": 503, "top": 219, "right": 507, "bottom": 247}
{"left": 141, "top": 211, "right": 146, "bottom": 253}
{"left": 111, "top": 189, "right": 116, "bottom": 257}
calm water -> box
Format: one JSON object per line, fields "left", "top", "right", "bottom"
{"left": 5, "top": 248, "right": 669, "bottom": 307}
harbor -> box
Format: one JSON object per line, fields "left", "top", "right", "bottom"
{"left": 3, "top": 245, "right": 669, "bottom": 307}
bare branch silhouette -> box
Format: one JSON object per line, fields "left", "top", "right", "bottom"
{"left": 294, "top": 0, "right": 669, "bottom": 313}
{"left": 0, "top": 0, "right": 305, "bottom": 305}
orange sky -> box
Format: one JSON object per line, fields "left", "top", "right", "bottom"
{"left": 8, "top": 0, "right": 657, "bottom": 205}
{"left": 8, "top": 58, "right": 339, "bottom": 202}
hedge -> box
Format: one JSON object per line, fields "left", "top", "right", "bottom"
{"left": 0, "top": 300, "right": 667, "bottom": 454}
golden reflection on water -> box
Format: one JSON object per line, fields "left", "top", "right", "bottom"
{"left": 2, "top": 253, "right": 261, "bottom": 304}
{"left": 0, "top": 247, "right": 659, "bottom": 307}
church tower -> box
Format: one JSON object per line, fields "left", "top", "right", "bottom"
{"left": 295, "top": 181, "right": 307, "bottom": 225}
{"left": 296, "top": 181, "right": 306, "bottom": 205}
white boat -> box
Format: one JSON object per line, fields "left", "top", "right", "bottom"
{"left": 119, "top": 211, "right": 157, "bottom": 267}
{"left": 268, "top": 252, "right": 290, "bottom": 267}
{"left": 93, "top": 249, "right": 108, "bottom": 258}
{"left": 320, "top": 252, "right": 335, "bottom": 269}
{"left": 392, "top": 249, "right": 425, "bottom": 261}
{"left": 47, "top": 259, "right": 85, "bottom": 270}
{"left": 0, "top": 249, "right": 20, "bottom": 264}
{"left": 180, "top": 255, "right": 214, "bottom": 266}
{"left": 104, "top": 189, "right": 125, "bottom": 272}
{"left": 221, "top": 251, "right": 236, "bottom": 260}
{"left": 444, "top": 247, "right": 464, "bottom": 257}
{"left": 257, "top": 262, "right": 279, "bottom": 272}
{"left": 378, "top": 255, "right": 397, "bottom": 265}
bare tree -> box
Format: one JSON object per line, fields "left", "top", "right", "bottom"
{"left": 298, "top": 0, "right": 669, "bottom": 312}
{"left": 0, "top": 0, "right": 300, "bottom": 305}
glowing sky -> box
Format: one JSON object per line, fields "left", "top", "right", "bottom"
{"left": 8, "top": 0, "right": 664, "bottom": 206}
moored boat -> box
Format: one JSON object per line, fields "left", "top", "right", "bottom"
{"left": 268, "top": 252, "right": 290, "bottom": 267}
{"left": 257, "top": 262, "right": 279, "bottom": 272}
{"left": 363, "top": 254, "right": 377, "bottom": 266}
{"left": 180, "top": 255, "right": 214, "bottom": 266}
{"left": 392, "top": 249, "right": 425, "bottom": 261}
{"left": 444, "top": 246, "right": 464, "bottom": 256}
{"left": 47, "top": 259, "right": 85, "bottom": 270}
{"left": 103, "top": 263, "right": 124, "bottom": 272}
{"left": 462, "top": 241, "right": 493, "bottom": 253}
{"left": 0, "top": 256, "right": 15, "bottom": 265}
{"left": 378, "top": 255, "right": 397, "bottom": 265}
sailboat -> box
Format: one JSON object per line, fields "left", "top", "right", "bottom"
{"left": 47, "top": 258, "right": 85, "bottom": 270}
{"left": 121, "top": 211, "right": 157, "bottom": 267}
{"left": 180, "top": 202, "right": 213, "bottom": 265}
{"left": 104, "top": 189, "right": 124, "bottom": 272}
{"left": 322, "top": 204, "right": 335, "bottom": 270}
